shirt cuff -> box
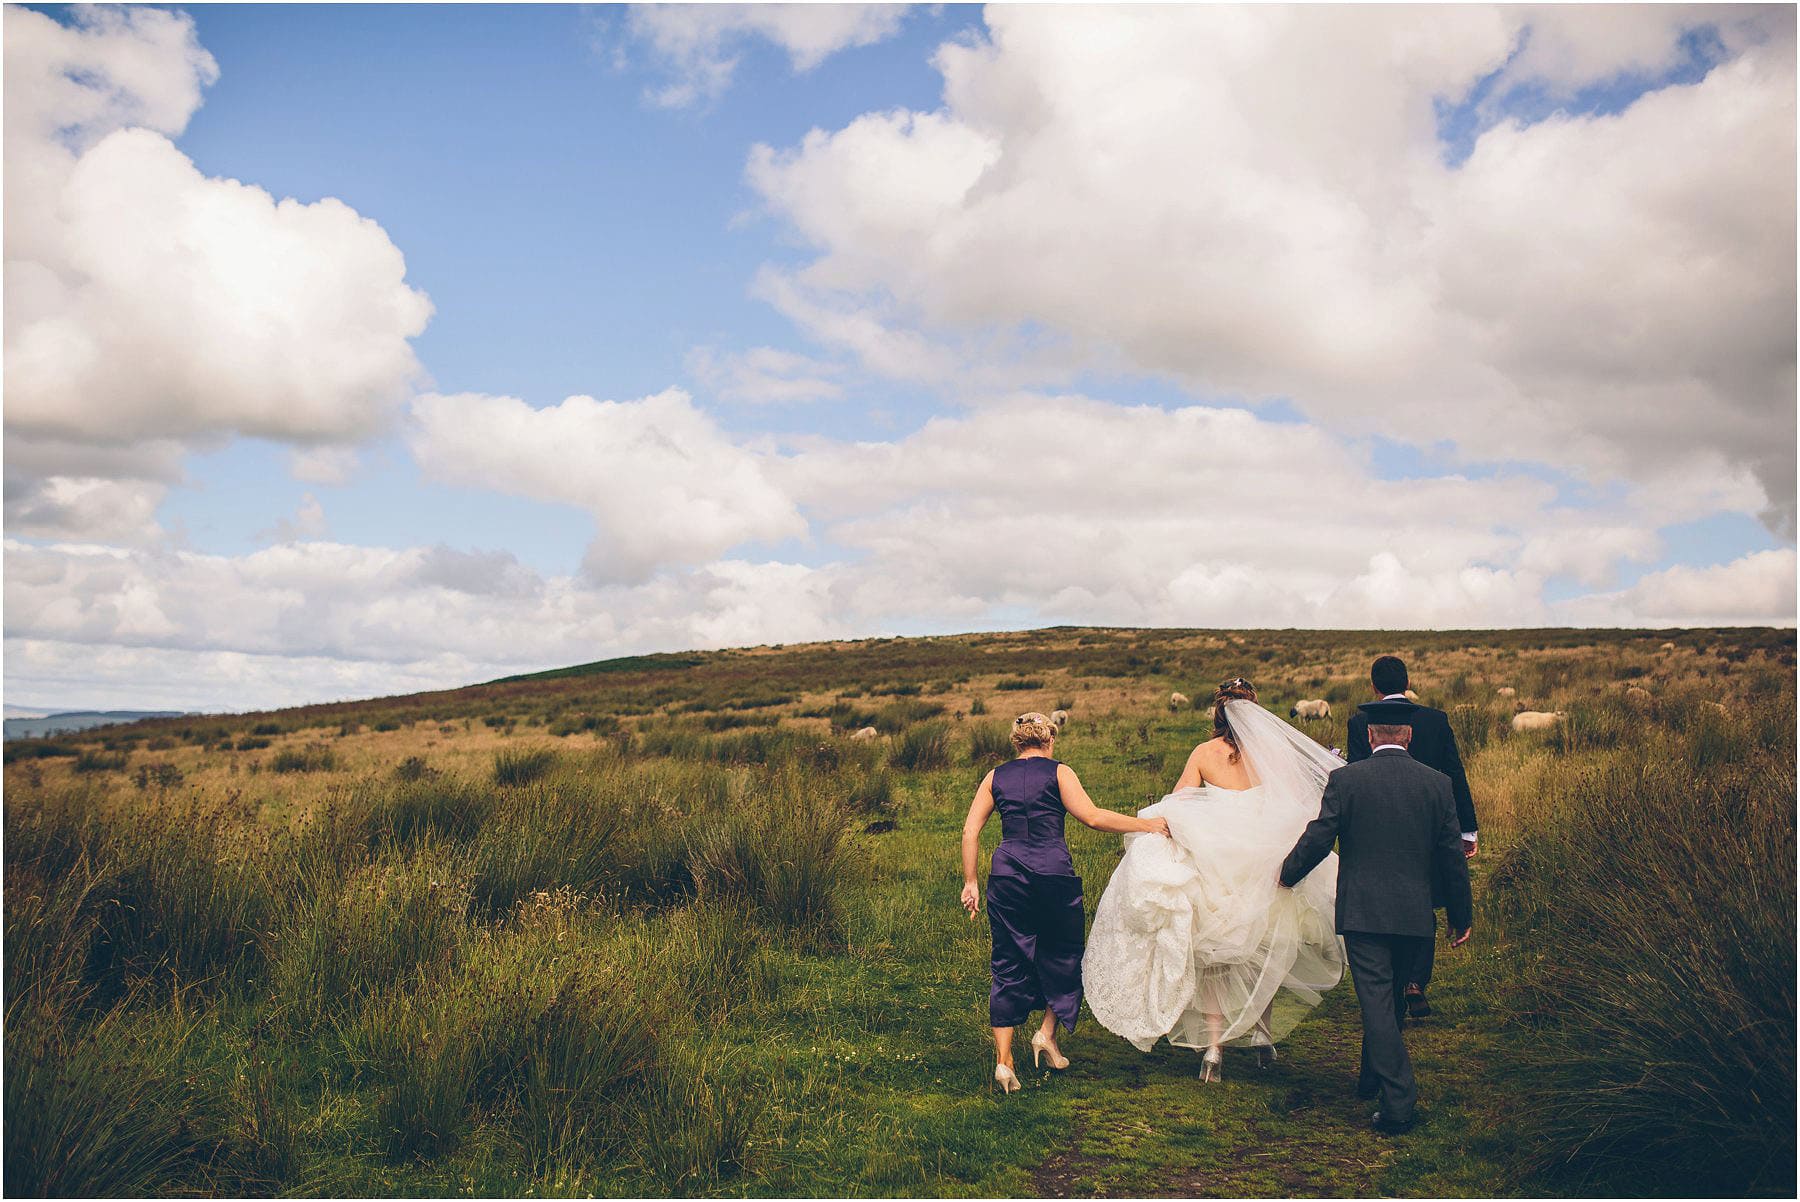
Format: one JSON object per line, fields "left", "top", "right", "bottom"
{"left": 1462, "top": 832, "right": 1478, "bottom": 841}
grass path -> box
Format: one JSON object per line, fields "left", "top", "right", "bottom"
{"left": 723, "top": 716, "right": 1535, "bottom": 1198}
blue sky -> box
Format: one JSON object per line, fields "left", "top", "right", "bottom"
{"left": 4, "top": 4, "right": 1793, "bottom": 710}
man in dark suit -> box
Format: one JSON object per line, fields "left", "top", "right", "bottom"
{"left": 1279, "top": 718, "right": 1472, "bottom": 1135}
{"left": 1345, "top": 655, "right": 1477, "bottom": 1018}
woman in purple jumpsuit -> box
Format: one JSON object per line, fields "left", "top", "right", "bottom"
{"left": 961, "top": 713, "right": 1171, "bottom": 1092}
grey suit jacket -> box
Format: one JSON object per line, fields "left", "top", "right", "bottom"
{"left": 1279, "top": 747, "right": 1473, "bottom": 937}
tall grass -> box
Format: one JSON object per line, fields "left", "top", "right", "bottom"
{"left": 891, "top": 721, "right": 952, "bottom": 771}
{"left": 1486, "top": 717, "right": 1796, "bottom": 1195}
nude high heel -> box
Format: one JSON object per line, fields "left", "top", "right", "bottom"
{"left": 1201, "top": 1046, "right": 1223, "bottom": 1083}
{"left": 995, "top": 1063, "right": 1021, "bottom": 1093}
{"left": 1030, "top": 1030, "right": 1071, "bottom": 1070}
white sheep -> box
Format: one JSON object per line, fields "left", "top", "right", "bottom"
{"left": 1496, "top": 686, "right": 1516, "bottom": 698}
{"left": 1403, "top": 689, "right": 1420, "bottom": 702}
{"left": 1625, "top": 686, "right": 1652, "bottom": 707}
{"left": 850, "top": 726, "right": 879, "bottom": 741}
{"left": 1702, "top": 700, "right": 1729, "bottom": 717}
{"left": 1049, "top": 709, "right": 1069, "bottom": 729}
{"left": 1659, "top": 641, "right": 1677, "bottom": 651}
{"left": 1169, "top": 692, "right": 1190, "bottom": 710}
{"left": 1289, "top": 699, "right": 1331, "bottom": 720}
{"left": 1511, "top": 711, "right": 1564, "bottom": 733}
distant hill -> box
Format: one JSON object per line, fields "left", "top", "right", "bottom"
{"left": 3, "top": 710, "right": 187, "bottom": 741}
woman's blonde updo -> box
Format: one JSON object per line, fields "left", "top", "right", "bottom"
{"left": 1011, "top": 712, "right": 1057, "bottom": 752}
{"left": 1211, "top": 677, "right": 1258, "bottom": 763}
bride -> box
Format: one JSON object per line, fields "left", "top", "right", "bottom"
{"left": 1084, "top": 677, "right": 1345, "bottom": 1081}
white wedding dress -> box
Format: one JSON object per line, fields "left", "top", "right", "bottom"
{"left": 1084, "top": 700, "right": 1345, "bottom": 1052}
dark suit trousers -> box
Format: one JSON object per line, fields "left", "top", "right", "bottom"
{"left": 1409, "top": 929, "right": 1437, "bottom": 993}
{"left": 1345, "top": 932, "right": 1427, "bottom": 1122}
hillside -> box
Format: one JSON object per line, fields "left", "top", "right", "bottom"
{"left": 5, "top": 625, "right": 1794, "bottom": 1197}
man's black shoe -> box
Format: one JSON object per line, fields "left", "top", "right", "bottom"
{"left": 1404, "top": 984, "right": 1432, "bottom": 1019}
{"left": 1371, "top": 1110, "right": 1417, "bottom": 1136}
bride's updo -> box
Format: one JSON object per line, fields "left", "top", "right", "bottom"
{"left": 1211, "top": 677, "right": 1258, "bottom": 763}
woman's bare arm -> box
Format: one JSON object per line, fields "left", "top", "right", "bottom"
{"left": 1059, "top": 764, "right": 1170, "bottom": 836}
{"left": 960, "top": 771, "right": 997, "bottom": 916}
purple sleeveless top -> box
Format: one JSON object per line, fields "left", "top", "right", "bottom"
{"left": 990, "top": 756, "right": 1077, "bottom": 878}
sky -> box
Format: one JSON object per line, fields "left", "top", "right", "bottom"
{"left": 4, "top": 2, "right": 1795, "bottom": 712}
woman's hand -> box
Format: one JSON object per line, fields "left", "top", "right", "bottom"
{"left": 1141, "top": 816, "right": 1172, "bottom": 838}
{"left": 961, "top": 881, "right": 980, "bottom": 918}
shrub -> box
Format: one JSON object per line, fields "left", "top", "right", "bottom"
{"left": 469, "top": 777, "right": 625, "bottom": 915}
{"left": 236, "top": 737, "right": 272, "bottom": 752}
{"left": 73, "top": 749, "right": 128, "bottom": 773}
{"left": 374, "top": 720, "right": 401, "bottom": 733}
{"left": 362, "top": 774, "right": 490, "bottom": 849}
{"left": 844, "top": 769, "right": 894, "bottom": 815}
{"left": 271, "top": 744, "right": 336, "bottom": 774}
{"left": 967, "top": 723, "right": 1012, "bottom": 769}
{"left": 891, "top": 721, "right": 951, "bottom": 772}
{"left": 4, "top": 1000, "right": 232, "bottom": 1196}
{"left": 270, "top": 847, "right": 472, "bottom": 1025}
{"left": 873, "top": 698, "right": 945, "bottom": 734}
{"left": 1486, "top": 754, "right": 1795, "bottom": 1194}
{"left": 394, "top": 755, "right": 432, "bottom": 782}
{"left": 688, "top": 782, "right": 850, "bottom": 934}
{"left": 133, "top": 762, "right": 184, "bottom": 790}
{"left": 495, "top": 747, "right": 557, "bottom": 787}
{"left": 251, "top": 723, "right": 282, "bottom": 736}
{"left": 4, "top": 739, "right": 78, "bottom": 764}
{"left": 995, "top": 677, "right": 1042, "bottom": 691}
{"left": 968, "top": 697, "right": 988, "bottom": 716}
{"left": 1447, "top": 704, "right": 1492, "bottom": 755}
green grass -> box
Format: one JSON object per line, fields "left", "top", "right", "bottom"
{"left": 4, "top": 625, "right": 1792, "bottom": 1197}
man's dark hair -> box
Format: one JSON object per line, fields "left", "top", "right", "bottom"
{"left": 1371, "top": 655, "right": 1409, "bottom": 695}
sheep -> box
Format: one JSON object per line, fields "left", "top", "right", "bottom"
{"left": 850, "top": 726, "right": 879, "bottom": 741}
{"left": 1703, "top": 700, "right": 1729, "bottom": 717}
{"left": 1289, "top": 699, "right": 1331, "bottom": 721}
{"left": 1049, "top": 709, "right": 1070, "bottom": 730}
{"left": 1511, "top": 710, "right": 1564, "bottom": 733}
{"left": 1403, "top": 689, "right": 1420, "bottom": 702}
{"left": 1169, "top": 692, "right": 1190, "bottom": 710}
{"left": 1496, "top": 686, "right": 1516, "bottom": 698}
{"left": 1625, "top": 686, "right": 1652, "bottom": 707}
{"left": 1659, "top": 641, "right": 1677, "bottom": 651}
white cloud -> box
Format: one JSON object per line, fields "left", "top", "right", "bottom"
{"left": 1554, "top": 548, "right": 1797, "bottom": 627}
{"left": 746, "top": 5, "right": 1796, "bottom": 532}
{"left": 8, "top": 392, "right": 1789, "bottom": 711}
{"left": 3, "top": 6, "right": 432, "bottom": 541}
{"left": 624, "top": 3, "right": 909, "bottom": 108}
{"left": 289, "top": 446, "right": 362, "bottom": 486}
{"left": 258, "top": 493, "right": 329, "bottom": 545}
{"left": 407, "top": 389, "right": 807, "bottom": 583}
{"left": 687, "top": 345, "right": 845, "bottom": 403}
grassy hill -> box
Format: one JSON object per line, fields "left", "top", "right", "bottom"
{"left": 5, "top": 626, "right": 1794, "bottom": 1196}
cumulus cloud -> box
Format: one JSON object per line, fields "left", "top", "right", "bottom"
{"left": 1554, "top": 548, "right": 1798, "bottom": 627}
{"left": 747, "top": 5, "right": 1796, "bottom": 532}
{"left": 407, "top": 389, "right": 807, "bottom": 583}
{"left": 624, "top": 3, "right": 909, "bottom": 107}
{"left": 2, "top": 539, "right": 853, "bottom": 709}
{"left": 8, "top": 391, "right": 1789, "bottom": 710}
{"left": 687, "top": 345, "right": 845, "bottom": 404}
{"left": 3, "top": 6, "right": 432, "bottom": 541}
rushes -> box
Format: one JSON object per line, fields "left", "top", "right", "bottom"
{"left": 891, "top": 720, "right": 952, "bottom": 771}
{"left": 1487, "top": 744, "right": 1796, "bottom": 1194}
{"left": 494, "top": 747, "right": 558, "bottom": 786}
